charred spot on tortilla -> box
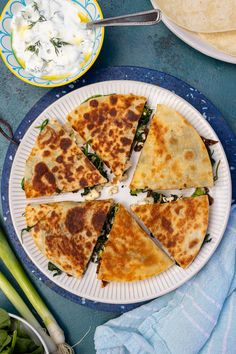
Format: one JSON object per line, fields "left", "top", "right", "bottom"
{"left": 97, "top": 204, "right": 173, "bottom": 283}
{"left": 131, "top": 104, "right": 214, "bottom": 191}
{"left": 132, "top": 195, "right": 209, "bottom": 269}
{"left": 67, "top": 94, "right": 147, "bottom": 178}
{"left": 24, "top": 119, "right": 107, "bottom": 198}
{"left": 25, "top": 200, "right": 113, "bottom": 278}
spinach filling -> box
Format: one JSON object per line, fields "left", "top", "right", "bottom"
{"left": 201, "top": 233, "right": 212, "bottom": 247}
{"left": 201, "top": 136, "right": 221, "bottom": 182}
{"left": 133, "top": 104, "right": 153, "bottom": 152}
{"left": 81, "top": 142, "right": 108, "bottom": 180}
{"left": 81, "top": 186, "right": 94, "bottom": 196}
{"left": 92, "top": 204, "right": 118, "bottom": 263}
{"left": 48, "top": 261, "right": 62, "bottom": 277}
{"left": 130, "top": 189, "right": 179, "bottom": 204}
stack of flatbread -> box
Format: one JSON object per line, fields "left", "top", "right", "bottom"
{"left": 23, "top": 94, "right": 214, "bottom": 285}
{"left": 152, "top": 0, "right": 236, "bottom": 57}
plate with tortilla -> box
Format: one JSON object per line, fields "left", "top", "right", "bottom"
{"left": 151, "top": 0, "right": 236, "bottom": 64}
{"left": 8, "top": 80, "right": 231, "bottom": 304}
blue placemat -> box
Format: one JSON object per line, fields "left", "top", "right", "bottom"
{"left": 1, "top": 66, "right": 236, "bottom": 313}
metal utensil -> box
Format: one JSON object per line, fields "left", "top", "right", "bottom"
{"left": 86, "top": 9, "right": 162, "bottom": 29}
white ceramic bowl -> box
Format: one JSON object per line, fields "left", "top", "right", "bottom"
{"left": 9, "top": 313, "right": 49, "bottom": 354}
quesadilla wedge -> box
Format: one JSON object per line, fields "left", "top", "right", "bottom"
{"left": 97, "top": 204, "right": 173, "bottom": 283}
{"left": 130, "top": 104, "right": 213, "bottom": 190}
{"left": 25, "top": 200, "right": 113, "bottom": 277}
{"left": 67, "top": 94, "right": 147, "bottom": 178}
{"left": 24, "top": 119, "right": 107, "bottom": 198}
{"left": 132, "top": 195, "right": 209, "bottom": 268}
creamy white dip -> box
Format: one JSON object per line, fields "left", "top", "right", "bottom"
{"left": 11, "top": 0, "right": 94, "bottom": 77}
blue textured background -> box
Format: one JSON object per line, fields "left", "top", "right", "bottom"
{"left": 0, "top": 1, "right": 236, "bottom": 353}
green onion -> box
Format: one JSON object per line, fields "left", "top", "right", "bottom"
{"left": 0, "top": 225, "right": 74, "bottom": 353}
{"left": 0, "top": 272, "right": 56, "bottom": 353}
{"left": 35, "top": 119, "right": 49, "bottom": 132}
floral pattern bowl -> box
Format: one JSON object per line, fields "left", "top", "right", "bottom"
{"left": 0, "top": 0, "right": 104, "bottom": 87}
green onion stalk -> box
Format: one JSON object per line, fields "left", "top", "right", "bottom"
{"left": 0, "top": 226, "right": 74, "bottom": 354}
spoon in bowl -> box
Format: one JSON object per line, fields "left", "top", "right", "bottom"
{"left": 85, "top": 9, "right": 162, "bottom": 29}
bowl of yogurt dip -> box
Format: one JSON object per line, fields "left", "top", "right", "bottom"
{"left": 0, "top": 0, "right": 104, "bottom": 87}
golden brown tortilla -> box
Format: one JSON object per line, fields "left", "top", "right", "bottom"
{"left": 97, "top": 204, "right": 173, "bottom": 282}
{"left": 152, "top": 0, "right": 236, "bottom": 33}
{"left": 25, "top": 200, "right": 113, "bottom": 278}
{"left": 132, "top": 196, "right": 209, "bottom": 268}
{"left": 199, "top": 31, "right": 236, "bottom": 57}
{"left": 24, "top": 119, "right": 107, "bottom": 198}
{"left": 130, "top": 104, "right": 213, "bottom": 190}
{"left": 67, "top": 94, "right": 146, "bottom": 178}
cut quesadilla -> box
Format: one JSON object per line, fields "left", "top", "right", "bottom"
{"left": 130, "top": 104, "right": 214, "bottom": 190}
{"left": 97, "top": 204, "right": 173, "bottom": 283}
{"left": 24, "top": 119, "right": 107, "bottom": 198}
{"left": 132, "top": 195, "right": 209, "bottom": 268}
{"left": 25, "top": 200, "right": 113, "bottom": 277}
{"left": 67, "top": 94, "right": 147, "bottom": 178}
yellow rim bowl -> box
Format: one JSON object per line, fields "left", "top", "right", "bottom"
{"left": 0, "top": 0, "right": 104, "bottom": 88}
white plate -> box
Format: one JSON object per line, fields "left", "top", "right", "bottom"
{"left": 9, "top": 80, "right": 231, "bottom": 304}
{"left": 151, "top": 0, "right": 236, "bottom": 64}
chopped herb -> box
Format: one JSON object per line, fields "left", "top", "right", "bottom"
{"left": 133, "top": 104, "right": 153, "bottom": 152}
{"left": 50, "top": 37, "right": 70, "bottom": 55}
{"left": 202, "top": 233, "right": 212, "bottom": 247}
{"left": 21, "top": 177, "right": 25, "bottom": 191}
{"left": 25, "top": 40, "right": 41, "bottom": 55}
{"left": 214, "top": 160, "right": 221, "bottom": 182}
{"left": 81, "top": 186, "right": 93, "bottom": 196}
{"left": 48, "top": 262, "right": 62, "bottom": 277}
{"left": 130, "top": 189, "right": 144, "bottom": 196}
{"left": 92, "top": 204, "right": 118, "bottom": 262}
{"left": 28, "top": 15, "right": 46, "bottom": 29}
{"left": 81, "top": 142, "right": 108, "bottom": 179}
{"left": 32, "top": 1, "right": 39, "bottom": 12}
{"left": 21, "top": 212, "right": 26, "bottom": 217}
{"left": 35, "top": 118, "right": 49, "bottom": 132}
{"left": 21, "top": 225, "right": 36, "bottom": 238}
{"left": 56, "top": 188, "right": 61, "bottom": 194}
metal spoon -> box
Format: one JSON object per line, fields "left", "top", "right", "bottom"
{"left": 86, "top": 9, "right": 162, "bottom": 29}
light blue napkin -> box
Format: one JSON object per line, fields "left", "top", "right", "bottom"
{"left": 94, "top": 205, "right": 236, "bottom": 354}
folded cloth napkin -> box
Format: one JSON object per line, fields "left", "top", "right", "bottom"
{"left": 94, "top": 205, "right": 236, "bottom": 354}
